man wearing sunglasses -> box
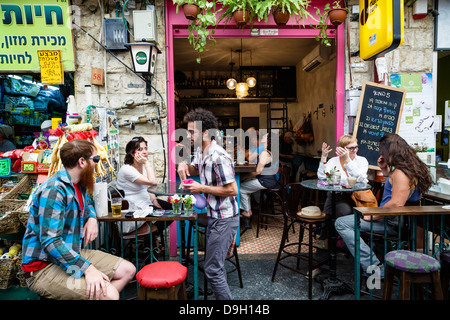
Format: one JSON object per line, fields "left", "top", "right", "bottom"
{"left": 22, "top": 139, "right": 136, "bottom": 300}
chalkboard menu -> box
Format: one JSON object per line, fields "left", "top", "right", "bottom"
{"left": 353, "top": 81, "right": 406, "bottom": 168}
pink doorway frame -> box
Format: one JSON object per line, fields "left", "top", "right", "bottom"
{"left": 165, "top": 2, "right": 345, "bottom": 256}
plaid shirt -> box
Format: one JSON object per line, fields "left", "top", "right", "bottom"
{"left": 192, "top": 139, "right": 238, "bottom": 219}
{"left": 22, "top": 169, "right": 97, "bottom": 278}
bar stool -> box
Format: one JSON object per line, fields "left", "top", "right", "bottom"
{"left": 384, "top": 250, "right": 443, "bottom": 300}
{"left": 136, "top": 261, "right": 187, "bottom": 300}
{"left": 440, "top": 251, "right": 450, "bottom": 299}
{"left": 272, "top": 183, "right": 330, "bottom": 300}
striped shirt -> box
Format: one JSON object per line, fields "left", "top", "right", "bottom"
{"left": 192, "top": 139, "right": 238, "bottom": 219}
{"left": 22, "top": 168, "right": 97, "bottom": 278}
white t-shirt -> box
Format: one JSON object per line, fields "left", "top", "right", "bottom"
{"left": 117, "top": 164, "right": 152, "bottom": 210}
{"left": 317, "top": 155, "right": 369, "bottom": 184}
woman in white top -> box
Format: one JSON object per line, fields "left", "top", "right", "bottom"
{"left": 117, "top": 136, "right": 167, "bottom": 233}
{"left": 316, "top": 135, "right": 369, "bottom": 247}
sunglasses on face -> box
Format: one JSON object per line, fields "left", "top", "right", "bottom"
{"left": 85, "top": 155, "right": 100, "bottom": 163}
{"left": 346, "top": 145, "right": 359, "bottom": 151}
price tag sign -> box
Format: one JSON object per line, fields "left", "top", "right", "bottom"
{"left": 38, "top": 50, "right": 64, "bottom": 85}
{"left": 0, "top": 158, "right": 11, "bottom": 177}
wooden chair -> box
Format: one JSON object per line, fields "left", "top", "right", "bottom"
{"left": 256, "top": 166, "right": 291, "bottom": 238}
{"left": 384, "top": 250, "right": 443, "bottom": 300}
{"left": 272, "top": 182, "right": 330, "bottom": 300}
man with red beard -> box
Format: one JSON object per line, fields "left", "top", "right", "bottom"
{"left": 22, "top": 139, "right": 135, "bottom": 300}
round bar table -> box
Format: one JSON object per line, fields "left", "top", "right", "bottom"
{"left": 300, "top": 179, "right": 371, "bottom": 300}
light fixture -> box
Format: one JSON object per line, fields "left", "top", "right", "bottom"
{"left": 225, "top": 39, "right": 256, "bottom": 98}
{"left": 125, "top": 42, "right": 161, "bottom": 95}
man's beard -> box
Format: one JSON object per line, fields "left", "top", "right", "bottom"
{"left": 79, "top": 162, "right": 95, "bottom": 195}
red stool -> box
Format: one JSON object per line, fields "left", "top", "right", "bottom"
{"left": 136, "top": 261, "right": 188, "bottom": 300}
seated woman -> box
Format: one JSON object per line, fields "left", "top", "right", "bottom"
{"left": 335, "top": 133, "right": 433, "bottom": 277}
{"left": 117, "top": 136, "right": 170, "bottom": 234}
{"left": 316, "top": 135, "right": 369, "bottom": 248}
{"left": 240, "top": 133, "right": 278, "bottom": 230}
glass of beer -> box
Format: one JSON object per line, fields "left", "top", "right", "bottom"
{"left": 111, "top": 197, "right": 122, "bottom": 217}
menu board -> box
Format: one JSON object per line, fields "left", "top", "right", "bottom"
{"left": 353, "top": 81, "right": 406, "bottom": 168}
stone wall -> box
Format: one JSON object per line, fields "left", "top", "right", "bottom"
{"left": 346, "top": 0, "right": 435, "bottom": 90}
{"left": 71, "top": 0, "right": 168, "bottom": 179}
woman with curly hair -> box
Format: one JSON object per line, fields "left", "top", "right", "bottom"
{"left": 335, "top": 133, "right": 433, "bottom": 277}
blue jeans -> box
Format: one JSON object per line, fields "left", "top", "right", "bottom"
{"left": 204, "top": 215, "right": 239, "bottom": 300}
{"left": 335, "top": 215, "right": 397, "bottom": 272}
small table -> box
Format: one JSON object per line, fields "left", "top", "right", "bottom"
{"left": 353, "top": 205, "right": 450, "bottom": 300}
{"left": 97, "top": 210, "right": 199, "bottom": 300}
{"left": 301, "top": 179, "right": 371, "bottom": 300}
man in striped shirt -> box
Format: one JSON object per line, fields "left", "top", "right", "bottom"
{"left": 178, "top": 108, "right": 239, "bottom": 300}
{"left": 22, "top": 139, "right": 135, "bottom": 300}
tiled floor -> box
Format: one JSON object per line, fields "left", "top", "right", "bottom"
{"left": 237, "top": 215, "right": 315, "bottom": 255}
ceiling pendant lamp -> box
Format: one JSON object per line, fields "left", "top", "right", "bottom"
{"left": 225, "top": 39, "right": 255, "bottom": 98}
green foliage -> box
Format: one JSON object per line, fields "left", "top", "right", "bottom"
{"left": 172, "top": 0, "right": 219, "bottom": 63}
{"left": 253, "top": 0, "right": 313, "bottom": 26}
{"left": 217, "top": 0, "right": 257, "bottom": 25}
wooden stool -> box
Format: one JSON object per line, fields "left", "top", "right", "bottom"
{"left": 384, "top": 250, "right": 443, "bottom": 300}
{"left": 136, "top": 261, "right": 187, "bottom": 300}
{"left": 440, "top": 251, "right": 450, "bottom": 300}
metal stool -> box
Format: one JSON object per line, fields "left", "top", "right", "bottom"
{"left": 136, "top": 261, "right": 187, "bottom": 300}
{"left": 384, "top": 250, "right": 443, "bottom": 300}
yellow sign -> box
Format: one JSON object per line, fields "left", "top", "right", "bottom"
{"left": 359, "top": 0, "right": 404, "bottom": 60}
{"left": 38, "top": 50, "right": 63, "bottom": 84}
{"left": 0, "top": 0, "right": 75, "bottom": 72}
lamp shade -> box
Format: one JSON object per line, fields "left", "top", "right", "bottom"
{"left": 246, "top": 77, "right": 256, "bottom": 88}
{"left": 125, "top": 42, "right": 160, "bottom": 75}
{"left": 236, "top": 82, "right": 249, "bottom": 98}
{"left": 226, "top": 78, "right": 237, "bottom": 90}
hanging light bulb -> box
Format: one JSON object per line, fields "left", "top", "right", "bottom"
{"left": 236, "top": 82, "right": 249, "bottom": 98}
{"left": 246, "top": 76, "right": 256, "bottom": 88}
{"left": 226, "top": 78, "right": 237, "bottom": 90}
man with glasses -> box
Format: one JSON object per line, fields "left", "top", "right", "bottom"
{"left": 177, "top": 108, "right": 239, "bottom": 300}
{"left": 22, "top": 139, "right": 136, "bottom": 300}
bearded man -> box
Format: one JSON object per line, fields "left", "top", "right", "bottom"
{"left": 22, "top": 139, "right": 135, "bottom": 300}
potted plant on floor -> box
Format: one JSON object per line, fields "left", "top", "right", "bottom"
{"left": 218, "top": 0, "right": 256, "bottom": 27}
{"left": 254, "top": 0, "right": 314, "bottom": 26}
{"left": 172, "top": 0, "right": 220, "bottom": 63}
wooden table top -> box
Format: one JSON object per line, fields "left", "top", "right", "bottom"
{"left": 354, "top": 205, "right": 450, "bottom": 216}
{"left": 97, "top": 212, "right": 197, "bottom": 222}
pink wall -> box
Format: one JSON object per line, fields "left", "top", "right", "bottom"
{"left": 165, "top": 1, "right": 345, "bottom": 255}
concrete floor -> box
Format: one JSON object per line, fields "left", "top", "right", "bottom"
{"left": 185, "top": 251, "right": 385, "bottom": 301}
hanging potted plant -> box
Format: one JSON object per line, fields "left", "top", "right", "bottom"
{"left": 172, "top": 0, "right": 220, "bottom": 63}
{"left": 311, "top": 1, "right": 348, "bottom": 47}
{"left": 172, "top": 0, "right": 199, "bottom": 20}
{"left": 328, "top": 0, "right": 348, "bottom": 26}
{"left": 218, "top": 0, "right": 256, "bottom": 28}
{"left": 254, "top": 0, "right": 313, "bottom": 27}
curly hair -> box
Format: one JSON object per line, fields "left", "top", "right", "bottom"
{"left": 124, "top": 136, "right": 147, "bottom": 165}
{"left": 379, "top": 133, "right": 433, "bottom": 194}
{"left": 183, "top": 108, "right": 218, "bottom": 131}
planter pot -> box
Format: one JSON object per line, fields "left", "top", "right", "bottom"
{"left": 233, "top": 9, "right": 250, "bottom": 27}
{"left": 272, "top": 7, "right": 290, "bottom": 26}
{"left": 183, "top": 3, "right": 199, "bottom": 20}
{"left": 328, "top": 8, "right": 347, "bottom": 26}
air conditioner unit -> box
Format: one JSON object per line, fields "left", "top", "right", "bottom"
{"left": 301, "top": 45, "right": 331, "bottom": 73}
